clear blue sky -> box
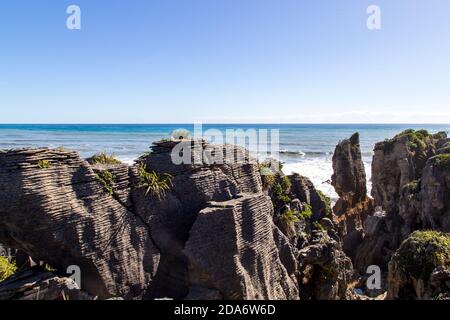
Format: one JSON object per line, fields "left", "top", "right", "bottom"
{"left": 1, "top": 0, "right": 449, "bottom": 123}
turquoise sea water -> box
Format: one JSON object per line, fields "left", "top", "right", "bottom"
{"left": 1, "top": 124, "right": 449, "bottom": 199}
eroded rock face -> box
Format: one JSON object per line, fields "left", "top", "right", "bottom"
{"left": 355, "top": 130, "right": 450, "bottom": 272}
{"left": 1, "top": 142, "right": 306, "bottom": 301}
{"left": 420, "top": 155, "right": 450, "bottom": 232}
{"left": 132, "top": 142, "right": 264, "bottom": 299}
{"left": 258, "top": 164, "right": 352, "bottom": 300}
{"left": 331, "top": 133, "right": 374, "bottom": 262}
{"left": 0, "top": 148, "right": 160, "bottom": 299}
{"left": 387, "top": 231, "right": 450, "bottom": 300}
{"left": 371, "top": 130, "right": 445, "bottom": 215}
{"left": 332, "top": 133, "right": 367, "bottom": 206}
{"left": 184, "top": 193, "right": 299, "bottom": 300}
{"left": 0, "top": 140, "right": 371, "bottom": 301}
{"left": 297, "top": 230, "right": 353, "bottom": 300}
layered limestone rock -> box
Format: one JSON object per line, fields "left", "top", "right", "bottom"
{"left": 420, "top": 154, "right": 450, "bottom": 232}
{"left": 331, "top": 133, "right": 374, "bottom": 262}
{"left": 371, "top": 130, "right": 447, "bottom": 219}
{"left": 387, "top": 231, "right": 450, "bottom": 300}
{"left": 0, "top": 269, "right": 92, "bottom": 300}
{"left": 1, "top": 141, "right": 300, "bottom": 301}
{"left": 0, "top": 148, "right": 160, "bottom": 299}
{"left": 131, "top": 141, "right": 264, "bottom": 299}
{"left": 332, "top": 133, "right": 367, "bottom": 206}
{"left": 260, "top": 161, "right": 352, "bottom": 300}
{"left": 355, "top": 130, "right": 450, "bottom": 272}
{"left": 184, "top": 193, "right": 299, "bottom": 300}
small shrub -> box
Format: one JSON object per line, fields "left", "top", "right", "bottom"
{"left": 438, "top": 143, "right": 450, "bottom": 154}
{"left": 95, "top": 170, "right": 116, "bottom": 195}
{"left": 138, "top": 163, "right": 173, "bottom": 200}
{"left": 431, "top": 154, "right": 450, "bottom": 170}
{"left": 282, "top": 210, "right": 300, "bottom": 223}
{"left": 37, "top": 159, "right": 51, "bottom": 169}
{"left": 299, "top": 204, "right": 313, "bottom": 220}
{"left": 171, "top": 129, "right": 191, "bottom": 140}
{"left": 260, "top": 158, "right": 284, "bottom": 172}
{"left": 317, "top": 190, "right": 332, "bottom": 213}
{"left": 91, "top": 152, "right": 121, "bottom": 165}
{"left": 281, "top": 176, "right": 292, "bottom": 192}
{"left": 404, "top": 180, "right": 420, "bottom": 193}
{"left": 0, "top": 256, "right": 17, "bottom": 282}
{"left": 273, "top": 183, "right": 291, "bottom": 204}
{"left": 259, "top": 165, "right": 276, "bottom": 189}
{"left": 44, "top": 263, "right": 57, "bottom": 272}
{"left": 312, "top": 221, "right": 325, "bottom": 232}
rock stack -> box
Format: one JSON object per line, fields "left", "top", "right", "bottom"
{"left": 331, "top": 133, "right": 374, "bottom": 262}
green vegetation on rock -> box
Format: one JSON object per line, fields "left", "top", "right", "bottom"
{"left": 138, "top": 163, "right": 173, "bottom": 200}
{"left": 273, "top": 180, "right": 291, "bottom": 204}
{"left": 404, "top": 179, "right": 420, "bottom": 194}
{"left": 383, "top": 129, "right": 431, "bottom": 153}
{"left": 312, "top": 221, "right": 325, "bottom": 232}
{"left": 317, "top": 190, "right": 332, "bottom": 214}
{"left": 395, "top": 230, "right": 450, "bottom": 280}
{"left": 282, "top": 209, "right": 300, "bottom": 223}
{"left": 259, "top": 165, "right": 276, "bottom": 189}
{"left": 299, "top": 204, "right": 313, "bottom": 220}
{"left": 37, "top": 159, "right": 51, "bottom": 169}
{"left": 0, "top": 256, "right": 17, "bottom": 282}
{"left": 91, "top": 152, "right": 121, "bottom": 165}
{"left": 95, "top": 170, "right": 116, "bottom": 195}
{"left": 431, "top": 154, "right": 450, "bottom": 170}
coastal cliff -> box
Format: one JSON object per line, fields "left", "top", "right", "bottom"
{"left": 0, "top": 130, "right": 449, "bottom": 300}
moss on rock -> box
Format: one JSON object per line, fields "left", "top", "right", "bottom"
{"left": 394, "top": 230, "right": 450, "bottom": 280}
{"left": 431, "top": 154, "right": 450, "bottom": 170}
{"left": 382, "top": 129, "right": 431, "bottom": 154}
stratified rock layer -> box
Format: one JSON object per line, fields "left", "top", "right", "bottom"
{"left": 1, "top": 142, "right": 302, "bottom": 300}
{"left": 331, "top": 133, "right": 374, "bottom": 262}
{"left": 132, "top": 142, "right": 265, "bottom": 299}
{"left": 184, "top": 193, "right": 299, "bottom": 300}
{"left": 0, "top": 148, "right": 160, "bottom": 299}
{"left": 355, "top": 130, "right": 450, "bottom": 272}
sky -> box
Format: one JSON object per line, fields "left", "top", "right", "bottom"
{"left": 0, "top": 0, "right": 449, "bottom": 124}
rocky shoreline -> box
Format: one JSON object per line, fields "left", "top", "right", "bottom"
{"left": 0, "top": 129, "right": 449, "bottom": 300}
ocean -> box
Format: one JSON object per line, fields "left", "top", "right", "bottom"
{"left": 1, "top": 124, "right": 449, "bottom": 200}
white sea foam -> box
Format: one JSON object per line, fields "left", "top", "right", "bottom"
{"left": 283, "top": 157, "right": 372, "bottom": 202}
{"left": 117, "top": 156, "right": 138, "bottom": 166}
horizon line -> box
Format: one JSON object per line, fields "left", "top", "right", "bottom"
{"left": 1, "top": 122, "right": 450, "bottom": 126}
